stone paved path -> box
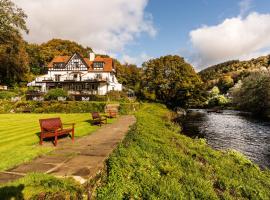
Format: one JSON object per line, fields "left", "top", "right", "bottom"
{"left": 0, "top": 115, "right": 136, "bottom": 184}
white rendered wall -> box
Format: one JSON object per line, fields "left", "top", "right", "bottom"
{"left": 32, "top": 70, "right": 122, "bottom": 94}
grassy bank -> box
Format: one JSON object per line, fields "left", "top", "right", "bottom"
{"left": 0, "top": 113, "right": 114, "bottom": 171}
{"left": 96, "top": 103, "right": 270, "bottom": 199}
{"left": 0, "top": 173, "right": 83, "bottom": 199}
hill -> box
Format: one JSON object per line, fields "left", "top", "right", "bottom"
{"left": 199, "top": 55, "right": 270, "bottom": 92}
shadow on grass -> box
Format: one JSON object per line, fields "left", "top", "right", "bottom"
{"left": 84, "top": 119, "right": 109, "bottom": 126}
{"left": 0, "top": 184, "right": 24, "bottom": 200}
{"left": 34, "top": 132, "right": 73, "bottom": 145}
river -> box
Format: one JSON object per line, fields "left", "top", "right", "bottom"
{"left": 182, "top": 109, "right": 270, "bottom": 169}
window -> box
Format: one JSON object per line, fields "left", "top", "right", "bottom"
{"left": 55, "top": 75, "right": 61, "bottom": 81}
{"left": 95, "top": 74, "right": 102, "bottom": 79}
{"left": 74, "top": 61, "right": 79, "bottom": 68}
{"left": 53, "top": 62, "right": 64, "bottom": 69}
{"left": 93, "top": 62, "right": 104, "bottom": 70}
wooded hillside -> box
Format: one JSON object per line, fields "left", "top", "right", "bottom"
{"left": 199, "top": 55, "right": 270, "bottom": 92}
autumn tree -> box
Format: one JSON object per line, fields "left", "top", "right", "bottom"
{"left": 0, "top": 0, "right": 28, "bottom": 44}
{"left": 231, "top": 71, "right": 270, "bottom": 115}
{"left": 142, "top": 55, "right": 203, "bottom": 107}
{"left": 217, "top": 75, "right": 234, "bottom": 93}
{"left": 0, "top": 0, "right": 29, "bottom": 85}
{"left": 26, "top": 39, "right": 93, "bottom": 75}
{"left": 39, "top": 39, "right": 92, "bottom": 64}
{"left": 114, "top": 59, "right": 142, "bottom": 91}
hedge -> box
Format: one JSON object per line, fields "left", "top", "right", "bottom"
{"left": 0, "top": 100, "right": 140, "bottom": 114}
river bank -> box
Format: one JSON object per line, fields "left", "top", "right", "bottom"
{"left": 182, "top": 109, "right": 270, "bottom": 169}
{"left": 95, "top": 103, "right": 270, "bottom": 199}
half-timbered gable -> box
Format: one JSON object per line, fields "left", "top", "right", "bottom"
{"left": 63, "top": 53, "right": 88, "bottom": 71}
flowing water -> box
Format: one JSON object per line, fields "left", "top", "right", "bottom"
{"left": 182, "top": 109, "right": 270, "bottom": 168}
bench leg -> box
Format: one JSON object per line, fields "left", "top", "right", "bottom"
{"left": 72, "top": 129, "right": 74, "bottom": 142}
{"left": 39, "top": 134, "right": 43, "bottom": 145}
{"left": 54, "top": 135, "right": 58, "bottom": 146}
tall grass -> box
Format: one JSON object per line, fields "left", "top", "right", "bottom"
{"left": 96, "top": 103, "right": 270, "bottom": 199}
{"left": 0, "top": 113, "right": 105, "bottom": 171}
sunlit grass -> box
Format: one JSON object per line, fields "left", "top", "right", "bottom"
{"left": 0, "top": 173, "right": 83, "bottom": 199}
{"left": 0, "top": 113, "right": 113, "bottom": 171}
{"left": 96, "top": 103, "right": 270, "bottom": 199}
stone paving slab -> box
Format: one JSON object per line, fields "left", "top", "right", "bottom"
{"left": 0, "top": 115, "right": 136, "bottom": 184}
{"left": 0, "top": 173, "right": 23, "bottom": 184}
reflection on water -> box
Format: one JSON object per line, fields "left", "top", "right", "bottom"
{"left": 183, "top": 110, "right": 270, "bottom": 168}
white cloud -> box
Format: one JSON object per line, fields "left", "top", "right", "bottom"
{"left": 120, "top": 52, "right": 152, "bottom": 66}
{"left": 13, "top": 0, "right": 156, "bottom": 54}
{"left": 239, "top": 0, "right": 253, "bottom": 16}
{"left": 190, "top": 12, "right": 270, "bottom": 69}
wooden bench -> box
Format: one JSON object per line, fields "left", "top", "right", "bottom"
{"left": 39, "top": 117, "right": 75, "bottom": 146}
{"left": 107, "top": 109, "right": 118, "bottom": 118}
{"left": 91, "top": 112, "right": 107, "bottom": 126}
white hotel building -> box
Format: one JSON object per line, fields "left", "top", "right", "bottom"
{"left": 28, "top": 52, "right": 122, "bottom": 95}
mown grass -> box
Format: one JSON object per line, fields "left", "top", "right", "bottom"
{"left": 0, "top": 173, "right": 83, "bottom": 199}
{"left": 0, "top": 113, "right": 113, "bottom": 171}
{"left": 96, "top": 103, "right": 270, "bottom": 199}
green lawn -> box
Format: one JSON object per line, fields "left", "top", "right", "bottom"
{"left": 0, "top": 113, "right": 111, "bottom": 171}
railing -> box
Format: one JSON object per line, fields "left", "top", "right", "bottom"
{"left": 36, "top": 77, "right": 109, "bottom": 83}
{"left": 68, "top": 90, "right": 99, "bottom": 95}
{"left": 35, "top": 77, "right": 54, "bottom": 82}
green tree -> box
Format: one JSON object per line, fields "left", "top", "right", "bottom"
{"left": 0, "top": 0, "right": 28, "bottom": 44}
{"left": 231, "top": 71, "right": 270, "bottom": 115}
{"left": 142, "top": 55, "right": 203, "bottom": 107}
{"left": 26, "top": 43, "right": 45, "bottom": 75}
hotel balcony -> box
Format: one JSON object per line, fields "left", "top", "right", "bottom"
{"left": 36, "top": 77, "right": 108, "bottom": 83}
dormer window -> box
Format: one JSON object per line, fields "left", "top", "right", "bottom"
{"left": 93, "top": 62, "right": 104, "bottom": 70}
{"left": 53, "top": 62, "right": 64, "bottom": 69}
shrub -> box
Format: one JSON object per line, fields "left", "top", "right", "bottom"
{"left": 0, "top": 100, "right": 140, "bottom": 114}
{"left": 0, "top": 91, "right": 17, "bottom": 100}
{"left": 207, "top": 86, "right": 230, "bottom": 107}
{"left": 44, "top": 88, "right": 68, "bottom": 100}
{"left": 208, "top": 95, "right": 230, "bottom": 107}
{"left": 106, "top": 91, "right": 129, "bottom": 102}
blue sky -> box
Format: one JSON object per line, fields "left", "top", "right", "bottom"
{"left": 122, "top": 0, "right": 270, "bottom": 69}
{"left": 14, "top": 0, "right": 270, "bottom": 70}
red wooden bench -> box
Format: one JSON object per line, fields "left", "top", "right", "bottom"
{"left": 106, "top": 109, "right": 118, "bottom": 118}
{"left": 91, "top": 112, "right": 107, "bottom": 126}
{"left": 39, "top": 117, "right": 75, "bottom": 146}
